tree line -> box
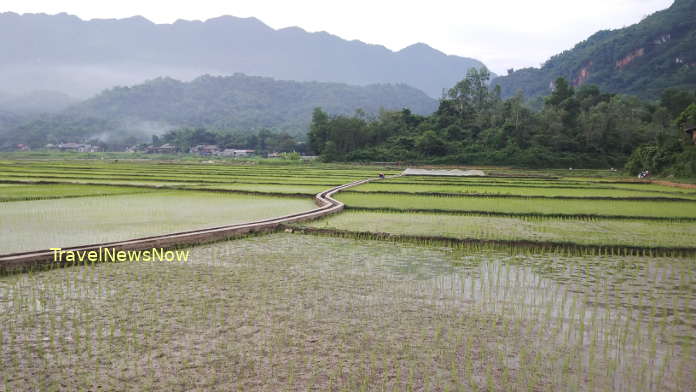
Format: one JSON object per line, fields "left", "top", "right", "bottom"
{"left": 309, "top": 68, "right": 696, "bottom": 176}
{"left": 152, "top": 128, "right": 306, "bottom": 154}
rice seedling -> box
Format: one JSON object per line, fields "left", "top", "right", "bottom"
{"left": 337, "top": 192, "right": 696, "bottom": 219}
{"left": 0, "top": 183, "right": 158, "bottom": 202}
{"left": 301, "top": 210, "right": 696, "bottom": 248}
{"left": 349, "top": 182, "right": 696, "bottom": 200}
{"left": 0, "top": 160, "right": 396, "bottom": 184}
{"left": 387, "top": 176, "right": 696, "bottom": 194}
{"left": 7, "top": 233, "right": 690, "bottom": 391}
{"left": 201, "top": 183, "right": 328, "bottom": 195}
{"left": 0, "top": 160, "right": 397, "bottom": 202}
{"left": 0, "top": 191, "right": 315, "bottom": 254}
{"left": 2, "top": 161, "right": 694, "bottom": 390}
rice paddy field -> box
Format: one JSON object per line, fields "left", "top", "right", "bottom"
{"left": 1, "top": 159, "right": 695, "bottom": 391}
{"left": 0, "top": 190, "right": 316, "bottom": 254}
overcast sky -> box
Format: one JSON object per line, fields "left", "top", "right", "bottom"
{"left": 2, "top": 0, "right": 674, "bottom": 74}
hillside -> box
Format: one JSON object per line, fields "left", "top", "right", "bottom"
{"left": 0, "top": 73, "right": 438, "bottom": 150}
{"left": 493, "top": 0, "right": 696, "bottom": 99}
{"left": 68, "top": 73, "right": 438, "bottom": 132}
{"left": 0, "top": 12, "right": 487, "bottom": 98}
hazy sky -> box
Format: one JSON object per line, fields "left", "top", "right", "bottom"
{"left": 2, "top": 0, "right": 674, "bottom": 73}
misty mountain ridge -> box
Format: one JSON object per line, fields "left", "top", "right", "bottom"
{"left": 492, "top": 0, "right": 696, "bottom": 99}
{"left": 0, "top": 72, "right": 438, "bottom": 150}
{"left": 0, "top": 90, "right": 78, "bottom": 114}
{"left": 68, "top": 73, "right": 438, "bottom": 131}
{"left": 0, "top": 12, "right": 487, "bottom": 98}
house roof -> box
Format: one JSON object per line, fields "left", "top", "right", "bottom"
{"left": 686, "top": 126, "right": 696, "bottom": 133}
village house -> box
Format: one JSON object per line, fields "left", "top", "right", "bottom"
{"left": 57, "top": 143, "right": 101, "bottom": 152}
{"left": 57, "top": 142, "right": 81, "bottom": 152}
{"left": 147, "top": 143, "right": 177, "bottom": 154}
{"left": 219, "top": 149, "right": 255, "bottom": 157}
{"left": 125, "top": 144, "right": 150, "bottom": 153}
{"left": 190, "top": 144, "right": 220, "bottom": 155}
{"left": 16, "top": 144, "right": 30, "bottom": 151}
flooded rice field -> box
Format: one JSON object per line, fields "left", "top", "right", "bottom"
{"left": 1, "top": 233, "right": 693, "bottom": 391}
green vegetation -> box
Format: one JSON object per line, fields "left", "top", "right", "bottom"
{"left": 203, "top": 183, "right": 328, "bottom": 196}
{"left": 493, "top": 0, "right": 696, "bottom": 99}
{"left": 305, "top": 210, "right": 696, "bottom": 248}
{"left": 349, "top": 181, "right": 696, "bottom": 200}
{"left": 626, "top": 102, "right": 696, "bottom": 176}
{"left": 0, "top": 191, "right": 315, "bottom": 254}
{"left": 2, "top": 234, "right": 694, "bottom": 390}
{"left": 151, "top": 127, "right": 306, "bottom": 155}
{"left": 308, "top": 69, "right": 696, "bottom": 175}
{"left": 3, "top": 4, "right": 696, "bottom": 388}
{"left": 0, "top": 74, "right": 437, "bottom": 150}
{"left": 0, "top": 160, "right": 398, "bottom": 254}
{"left": 0, "top": 183, "right": 157, "bottom": 202}
{"left": 2, "top": 160, "right": 696, "bottom": 390}
{"left": 0, "top": 160, "right": 396, "bottom": 196}
{"left": 337, "top": 192, "right": 696, "bottom": 219}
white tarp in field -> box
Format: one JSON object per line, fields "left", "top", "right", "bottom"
{"left": 402, "top": 168, "right": 486, "bottom": 176}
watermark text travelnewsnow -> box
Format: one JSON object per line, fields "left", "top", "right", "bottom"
{"left": 49, "top": 247, "right": 190, "bottom": 262}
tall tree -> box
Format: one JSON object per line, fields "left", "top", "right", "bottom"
{"left": 308, "top": 108, "right": 329, "bottom": 154}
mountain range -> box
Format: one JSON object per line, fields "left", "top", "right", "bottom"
{"left": 67, "top": 73, "right": 438, "bottom": 133}
{"left": 0, "top": 73, "right": 439, "bottom": 150}
{"left": 492, "top": 0, "right": 696, "bottom": 99}
{"left": 0, "top": 12, "right": 486, "bottom": 98}
{"left": 2, "top": 2, "right": 695, "bottom": 152}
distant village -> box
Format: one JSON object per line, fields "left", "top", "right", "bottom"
{"left": 129, "top": 143, "right": 257, "bottom": 157}
{"left": 13, "top": 142, "right": 317, "bottom": 159}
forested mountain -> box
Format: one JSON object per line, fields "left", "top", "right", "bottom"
{"left": 69, "top": 73, "right": 438, "bottom": 132}
{"left": 493, "top": 0, "right": 696, "bottom": 99}
{"left": 0, "top": 12, "right": 486, "bottom": 98}
{"left": 0, "top": 73, "right": 438, "bottom": 150}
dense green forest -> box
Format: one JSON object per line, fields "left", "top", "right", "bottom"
{"left": 0, "top": 114, "right": 126, "bottom": 150}
{"left": 309, "top": 68, "right": 696, "bottom": 176}
{"left": 69, "top": 74, "right": 437, "bottom": 135}
{"left": 493, "top": 0, "right": 696, "bottom": 99}
{"left": 152, "top": 127, "right": 306, "bottom": 155}
{"left": 0, "top": 73, "right": 437, "bottom": 151}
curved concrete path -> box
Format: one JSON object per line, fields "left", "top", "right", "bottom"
{"left": 0, "top": 177, "right": 374, "bottom": 272}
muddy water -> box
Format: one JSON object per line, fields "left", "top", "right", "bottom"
{"left": 1, "top": 233, "right": 694, "bottom": 391}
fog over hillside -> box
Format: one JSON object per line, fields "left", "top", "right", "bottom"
{"left": 68, "top": 73, "right": 438, "bottom": 132}
{"left": 0, "top": 90, "right": 77, "bottom": 114}
{"left": 0, "top": 73, "right": 439, "bottom": 150}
